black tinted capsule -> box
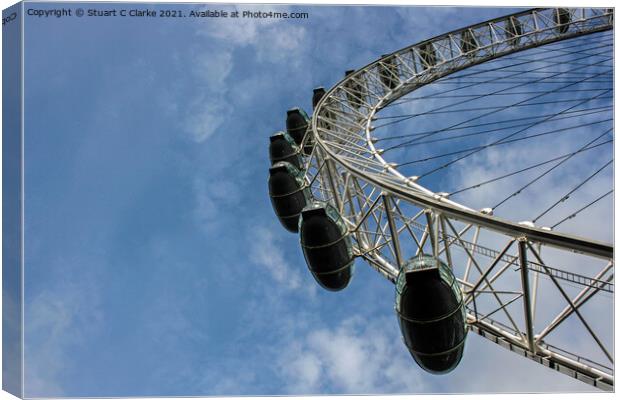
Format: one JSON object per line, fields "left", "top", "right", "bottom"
{"left": 269, "top": 131, "right": 302, "bottom": 169}
{"left": 395, "top": 255, "right": 467, "bottom": 374}
{"left": 300, "top": 203, "right": 354, "bottom": 291}
{"left": 268, "top": 162, "right": 310, "bottom": 232}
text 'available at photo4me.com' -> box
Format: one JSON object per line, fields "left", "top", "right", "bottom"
{"left": 22, "top": 6, "right": 309, "bottom": 20}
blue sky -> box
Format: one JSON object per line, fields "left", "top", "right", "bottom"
{"left": 13, "top": 2, "right": 610, "bottom": 396}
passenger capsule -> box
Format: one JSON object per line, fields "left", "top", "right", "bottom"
{"left": 313, "top": 87, "right": 326, "bottom": 109}
{"left": 313, "top": 87, "right": 334, "bottom": 130}
{"left": 318, "top": 97, "right": 336, "bottom": 131}
{"left": 395, "top": 254, "right": 467, "bottom": 374}
{"left": 300, "top": 202, "right": 354, "bottom": 291}
{"left": 286, "top": 107, "right": 313, "bottom": 155}
{"left": 554, "top": 8, "right": 570, "bottom": 34}
{"left": 268, "top": 161, "right": 311, "bottom": 233}
{"left": 269, "top": 131, "right": 302, "bottom": 169}
{"left": 419, "top": 43, "right": 437, "bottom": 68}
{"left": 379, "top": 55, "right": 400, "bottom": 90}
{"left": 344, "top": 70, "right": 366, "bottom": 109}
{"left": 505, "top": 17, "right": 523, "bottom": 47}
{"left": 460, "top": 30, "right": 477, "bottom": 58}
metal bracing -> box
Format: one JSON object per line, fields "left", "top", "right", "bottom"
{"left": 526, "top": 243, "right": 614, "bottom": 364}
{"left": 298, "top": 7, "right": 613, "bottom": 391}
{"left": 518, "top": 239, "right": 536, "bottom": 352}
{"left": 536, "top": 262, "right": 613, "bottom": 344}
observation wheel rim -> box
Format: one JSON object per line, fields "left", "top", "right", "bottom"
{"left": 310, "top": 7, "right": 614, "bottom": 259}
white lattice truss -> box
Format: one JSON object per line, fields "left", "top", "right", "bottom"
{"left": 300, "top": 8, "right": 614, "bottom": 390}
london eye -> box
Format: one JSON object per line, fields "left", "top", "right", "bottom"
{"left": 268, "top": 8, "right": 614, "bottom": 391}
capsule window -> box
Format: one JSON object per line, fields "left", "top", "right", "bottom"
{"left": 396, "top": 254, "right": 462, "bottom": 308}
{"left": 269, "top": 131, "right": 302, "bottom": 168}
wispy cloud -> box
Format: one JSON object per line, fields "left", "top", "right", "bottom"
{"left": 193, "top": 176, "right": 242, "bottom": 233}
{"left": 278, "top": 315, "right": 428, "bottom": 394}
{"left": 249, "top": 225, "right": 304, "bottom": 291}
{"left": 24, "top": 261, "right": 103, "bottom": 397}
{"left": 184, "top": 97, "right": 231, "bottom": 143}
{"left": 181, "top": 4, "right": 308, "bottom": 143}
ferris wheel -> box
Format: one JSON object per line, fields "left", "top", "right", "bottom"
{"left": 268, "top": 8, "right": 614, "bottom": 391}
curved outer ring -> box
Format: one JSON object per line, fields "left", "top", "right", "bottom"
{"left": 311, "top": 7, "right": 613, "bottom": 259}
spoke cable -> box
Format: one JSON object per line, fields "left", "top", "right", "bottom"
{"left": 379, "top": 94, "right": 612, "bottom": 123}
{"left": 448, "top": 140, "right": 612, "bottom": 196}
{"left": 425, "top": 78, "right": 611, "bottom": 85}
{"left": 375, "top": 106, "right": 611, "bottom": 143}
{"left": 532, "top": 159, "right": 613, "bottom": 223}
{"left": 415, "top": 79, "right": 612, "bottom": 179}
{"left": 365, "top": 33, "right": 613, "bottom": 236}
{"left": 491, "top": 129, "right": 613, "bottom": 210}
{"left": 398, "top": 118, "right": 611, "bottom": 166}
{"left": 378, "top": 56, "right": 613, "bottom": 149}
{"left": 551, "top": 190, "right": 613, "bottom": 229}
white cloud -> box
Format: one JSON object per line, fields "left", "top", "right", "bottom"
{"left": 24, "top": 269, "right": 103, "bottom": 397}
{"left": 179, "top": 44, "right": 235, "bottom": 142}
{"left": 193, "top": 177, "right": 241, "bottom": 232}
{"left": 285, "top": 349, "right": 323, "bottom": 393}
{"left": 255, "top": 24, "right": 307, "bottom": 65}
{"left": 184, "top": 96, "right": 231, "bottom": 143}
{"left": 196, "top": 5, "right": 289, "bottom": 45}
{"left": 278, "top": 316, "right": 428, "bottom": 394}
{"left": 191, "top": 50, "right": 234, "bottom": 94}
{"left": 195, "top": 4, "right": 307, "bottom": 64}
{"left": 181, "top": 5, "right": 308, "bottom": 142}
{"left": 249, "top": 225, "right": 304, "bottom": 291}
